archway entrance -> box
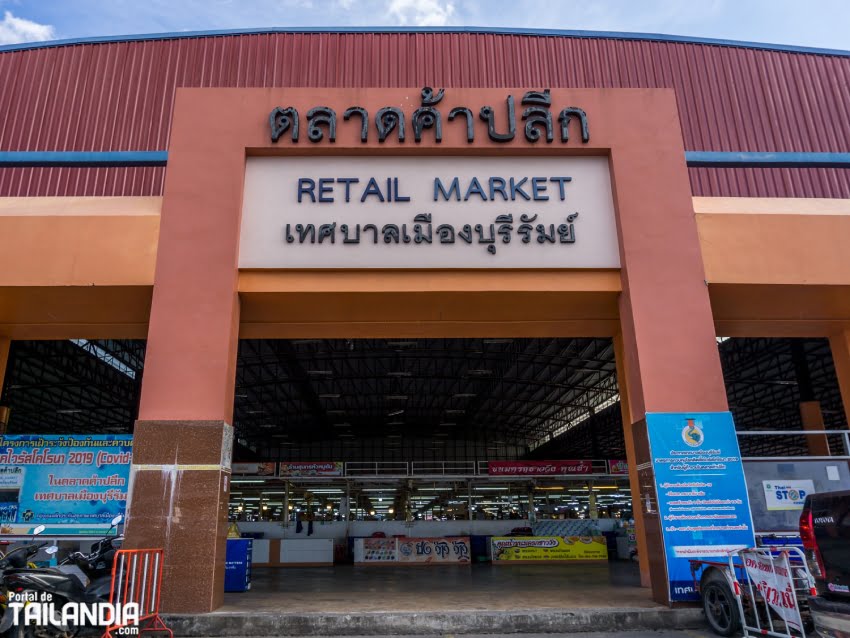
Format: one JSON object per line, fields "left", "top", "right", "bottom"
{"left": 224, "top": 336, "right": 644, "bottom": 612}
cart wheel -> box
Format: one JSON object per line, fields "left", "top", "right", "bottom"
{"left": 702, "top": 577, "right": 741, "bottom": 637}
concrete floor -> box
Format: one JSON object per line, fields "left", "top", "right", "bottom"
{"left": 221, "top": 562, "right": 657, "bottom": 612}
{"left": 221, "top": 634, "right": 714, "bottom": 638}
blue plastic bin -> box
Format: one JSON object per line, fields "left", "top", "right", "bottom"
{"left": 225, "top": 538, "right": 253, "bottom": 592}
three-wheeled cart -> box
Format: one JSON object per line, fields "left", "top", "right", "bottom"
{"left": 690, "top": 546, "right": 818, "bottom": 638}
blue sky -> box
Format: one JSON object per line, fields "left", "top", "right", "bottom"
{"left": 0, "top": 0, "right": 848, "bottom": 50}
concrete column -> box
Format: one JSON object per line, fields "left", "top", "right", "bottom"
{"left": 800, "top": 401, "right": 831, "bottom": 456}
{"left": 614, "top": 333, "right": 650, "bottom": 588}
{"left": 588, "top": 482, "right": 598, "bottom": 520}
{"left": 791, "top": 340, "right": 831, "bottom": 455}
{"left": 830, "top": 329, "right": 850, "bottom": 435}
{"left": 0, "top": 337, "right": 9, "bottom": 385}
{"left": 610, "top": 96, "right": 730, "bottom": 605}
{"left": 122, "top": 93, "right": 244, "bottom": 613}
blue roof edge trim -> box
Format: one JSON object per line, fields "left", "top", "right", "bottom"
{"left": 0, "top": 151, "right": 848, "bottom": 169}
{"left": 685, "top": 151, "right": 850, "bottom": 169}
{"left": 0, "top": 151, "right": 168, "bottom": 167}
{"left": 0, "top": 26, "right": 848, "bottom": 58}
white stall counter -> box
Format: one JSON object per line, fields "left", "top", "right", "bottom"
{"left": 251, "top": 538, "right": 270, "bottom": 564}
{"left": 280, "top": 538, "right": 333, "bottom": 566}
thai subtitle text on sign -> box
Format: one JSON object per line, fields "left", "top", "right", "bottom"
{"left": 646, "top": 412, "right": 755, "bottom": 602}
{"left": 278, "top": 462, "right": 343, "bottom": 477}
{"left": 762, "top": 480, "right": 815, "bottom": 511}
{"left": 488, "top": 460, "right": 593, "bottom": 476}
{"left": 0, "top": 435, "right": 132, "bottom": 535}
{"left": 491, "top": 536, "right": 608, "bottom": 562}
{"left": 239, "top": 156, "right": 620, "bottom": 269}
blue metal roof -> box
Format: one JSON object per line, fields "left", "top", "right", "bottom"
{"left": 0, "top": 26, "right": 848, "bottom": 58}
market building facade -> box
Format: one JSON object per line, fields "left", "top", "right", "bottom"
{"left": 0, "top": 28, "right": 849, "bottom": 613}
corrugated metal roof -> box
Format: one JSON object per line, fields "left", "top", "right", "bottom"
{"left": 0, "top": 31, "right": 848, "bottom": 197}
{"left": 3, "top": 26, "right": 849, "bottom": 58}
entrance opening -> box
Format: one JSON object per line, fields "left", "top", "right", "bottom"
{"left": 0, "top": 339, "right": 143, "bottom": 559}
{"left": 0, "top": 339, "right": 145, "bottom": 435}
{"left": 227, "top": 337, "right": 643, "bottom": 611}
{"left": 718, "top": 337, "right": 850, "bottom": 541}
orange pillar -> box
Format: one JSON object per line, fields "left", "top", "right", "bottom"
{"left": 831, "top": 329, "right": 850, "bottom": 433}
{"left": 800, "top": 401, "right": 831, "bottom": 456}
{"left": 0, "top": 337, "right": 9, "bottom": 389}
{"left": 792, "top": 340, "right": 831, "bottom": 455}
{"left": 830, "top": 329, "right": 850, "bottom": 461}
{"left": 609, "top": 92, "right": 730, "bottom": 605}
{"left": 614, "top": 333, "right": 650, "bottom": 587}
{"left": 122, "top": 92, "right": 244, "bottom": 613}
{"left": 0, "top": 338, "right": 10, "bottom": 431}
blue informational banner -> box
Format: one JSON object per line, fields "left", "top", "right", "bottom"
{"left": 646, "top": 412, "right": 755, "bottom": 602}
{"left": 0, "top": 435, "right": 132, "bottom": 535}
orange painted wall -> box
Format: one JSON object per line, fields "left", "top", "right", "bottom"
{"left": 694, "top": 197, "right": 850, "bottom": 337}
{"left": 238, "top": 270, "right": 621, "bottom": 339}
{"left": 0, "top": 197, "right": 159, "bottom": 339}
{"left": 695, "top": 198, "right": 850, "bottom": 286}
{"left": 0, "top": 216, "right": 158, "bottom": 287}
{"left": 0, "top": 197, "right": 159, "bottom": 287}
{"left": 0, "top": 195, "right": 849, "bottom": 342}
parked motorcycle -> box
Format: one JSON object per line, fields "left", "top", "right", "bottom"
{"left": 0, "top": 515, "right": 123, "bottom": 638}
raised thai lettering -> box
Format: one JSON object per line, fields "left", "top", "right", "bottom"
{"left": 279, "top": 211, "right": 580, "bottom": 257}
{"left": 306, "top": 106, "right": 336, "bottom": 143}
{"left": 270, "top": 106, "right": 299, "bottom": 142}
{"left": 479, "top": 95, "right": 516, "bottom": 142}
{"left": 343, "top": 106, "right": 369, "bottom": 142}
{"left": 268, "top": 88, "right": 590, "bottom": 146}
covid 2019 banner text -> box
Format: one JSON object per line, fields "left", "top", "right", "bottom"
{"left": 0, "top": 435, "right": 132, "bottom": 535}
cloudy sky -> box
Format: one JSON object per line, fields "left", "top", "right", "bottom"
{"left": 0, "top": 0, "right": 847, "bottom": 50}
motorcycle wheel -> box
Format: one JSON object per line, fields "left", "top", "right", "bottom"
{"left": 28, "top": 597, "right": 79, "bottom": 638}
{"left": 13, "top": 621, "right": 34, "bottom": 638}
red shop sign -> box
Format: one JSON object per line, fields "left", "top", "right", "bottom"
{"left": 487, "top": 460, "right": 593, "bottom": 476}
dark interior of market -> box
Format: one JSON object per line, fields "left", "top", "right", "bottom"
{"left": 1, "top": 336, "right": 844, "bottom": 456}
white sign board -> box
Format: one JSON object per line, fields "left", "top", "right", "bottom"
{"left": 239, "top": 156, "right": 620, "bottom": 269}
{"left": 0, "top": 466, "right": 24, "bottom": 488}
{"left": 742, "top": 550, "right": 804, "bottom": 631}
{"left": 762, "top": 480, "right": 815, "bottom": 511}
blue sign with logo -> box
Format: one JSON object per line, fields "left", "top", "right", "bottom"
{"left": 646, "top": 412, "right": 755, "bottom": 601}
{"left": 0, "top": 435, "right": 132, "bottom": 535}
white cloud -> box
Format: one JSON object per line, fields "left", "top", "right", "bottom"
{"left": 0, "top": 10, "right": 54, "bottom": 45}
{"left": 386, "top": 0, "right": 456, "bottom": 26}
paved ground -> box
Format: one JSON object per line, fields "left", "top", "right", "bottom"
{"left": 222, "top": 563, "right": 655, "bottom": 612}
{"left": 204, "top": 633, "right": 715, "bottom": 638}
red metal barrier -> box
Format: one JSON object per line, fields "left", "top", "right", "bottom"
{"left": 102, "top": 548, "right": 172, "bottom": 638}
